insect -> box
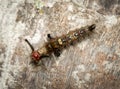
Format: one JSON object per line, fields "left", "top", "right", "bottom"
{"left": 25, "top": 24, "right": 96, "bottom": 65}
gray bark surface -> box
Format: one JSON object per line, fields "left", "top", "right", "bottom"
{"left": 0, "top": 0, "right": 120, "bottom": 89}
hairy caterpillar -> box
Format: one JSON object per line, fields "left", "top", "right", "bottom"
{"left": 25, "top": 24, "right": 96, "bottom": 65}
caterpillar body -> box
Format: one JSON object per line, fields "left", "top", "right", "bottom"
{"left": 25, "top": 24, "right": 96, "bottom": 65}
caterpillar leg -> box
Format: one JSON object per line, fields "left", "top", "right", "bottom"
{"left": 41, "top": 54, "right": 50, "bottom": 59}
{"left": 54, "top": 48, "right": 61, "bottom": 57}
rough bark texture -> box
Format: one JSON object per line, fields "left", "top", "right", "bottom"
{"left": 0, "top": 0, "right": 120, "bottom": 89}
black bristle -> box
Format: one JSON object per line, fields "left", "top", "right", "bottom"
{"left": 25, "top": 39, "right": 34, "bottom": 51}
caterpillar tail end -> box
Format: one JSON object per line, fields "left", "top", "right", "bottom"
{"left": 89, "top": 24, "right": 96, "bottom": 31}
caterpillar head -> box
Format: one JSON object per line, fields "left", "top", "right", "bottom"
{"left": 25, "top": 39, "right": 49, "bottom": 65}
{"left": 25, "top": 39, "right": 41, "bottom": 62}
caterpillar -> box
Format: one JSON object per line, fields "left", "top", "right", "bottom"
{"left": 25, "top": 24, "right": 96, "bottom": 65}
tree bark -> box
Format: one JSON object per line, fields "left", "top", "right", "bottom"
{"left": 0, "top": 0, "right": 120, "bottom": 89}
